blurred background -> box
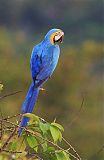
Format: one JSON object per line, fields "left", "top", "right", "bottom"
{"left": 0, "top": 0, "right": 104, "bottom": 159}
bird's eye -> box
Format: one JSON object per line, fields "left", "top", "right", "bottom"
{"left": 55, "top": 32, "right": 58, "bottom": 36}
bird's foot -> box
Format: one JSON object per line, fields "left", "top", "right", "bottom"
{"left": 40, "top": 88, "right": 46, "bottom": 91}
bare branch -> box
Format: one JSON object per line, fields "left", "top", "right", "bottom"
{"left": 69, "top": 93, "right": 85, "bottom": 127}
{"left": 0, "top": 126, "right": 18, "bottom": 153}
{"left": 88, "top": 144, "right": 104, "bottom": 160}
{"left": 2, "top": 149, "right": 22, "bottom": 154}
{"left": 62, "top": 137, "right": 81, "bottom": 160}
{"left": 0, "top": 118, "right": 80, "bottom": 160}
{"left": 3, "top": 113, "right": 21, "bottom": 120}
{"left": 0, "top": 90, "right": 22, "bottom": 100}
{"left": 39, "top": 116, "right": 81, "bottom": 159}
{"left": 0, "top": 108, "right": 3, "bottom": 140}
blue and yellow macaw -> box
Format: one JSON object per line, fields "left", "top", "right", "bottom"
{"left": 18, "top": 28, "right": 64, "bottom": 136}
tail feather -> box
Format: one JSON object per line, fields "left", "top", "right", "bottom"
{"left": 18, "top": 82, "right": 39, "bottom": 137}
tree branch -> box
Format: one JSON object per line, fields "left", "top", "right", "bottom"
{"left": 0, "top": 126, "right": 18, "bottom": 153}
{"left": 0, "top": 90, "right": 22, "bottom": 100}
{"left": 68, "top": 93, "right": 85, "bottom": 127}
{"left": 0, "top": 118, "right": 81, "bottom": 160}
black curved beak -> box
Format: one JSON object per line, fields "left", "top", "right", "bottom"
{"left": 55, "top": 33, "right": 64, "bottom": 43}
{"left": 60, "top": 34, "right": 64, "bottom": 43}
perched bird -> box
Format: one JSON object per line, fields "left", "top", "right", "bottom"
{"left": 18, "top": 28, "right": 64, "bottom": 136}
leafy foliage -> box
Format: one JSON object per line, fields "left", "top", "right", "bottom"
{"left": 0, "top": 112, "right": 80, "bottom": 160}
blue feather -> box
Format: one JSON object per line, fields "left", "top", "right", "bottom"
{"left": 18, "top": 28, "right": 62, "bottom": 136}
{"left": 18, "top": 83, "right": 39, "bottom": 137}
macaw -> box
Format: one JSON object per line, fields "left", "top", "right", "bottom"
{"left": 18, "top": 28, "right": 64, "bottom": 137}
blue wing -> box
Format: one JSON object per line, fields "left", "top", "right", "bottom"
{"left": 37, "top": 45, "right": 60, "bottom": 81}
{"left": 31, "top": 44, "right": 60, "bottom": 87}
{"left": 30, "top": 44, "right": 42, "bottom": 81}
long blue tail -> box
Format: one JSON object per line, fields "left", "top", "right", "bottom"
{"left": 18, "top": 82, "right": 39, "bottom": 137}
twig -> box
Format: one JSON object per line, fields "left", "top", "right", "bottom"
{"left": 3, "top": 113, "right": 21, "bottom": 120}
{"left": 39, "top": 117, "right": 81, "bottom": 159}
{"left": 2, "top": 149, "right": 22, "bottom": 154}
{"left": 39, "top": 116, "right": 81, "bottom": 159}
{"left": 0, "top": 117, "right": 20, "bottom": 153}
{"left": 97, "top": 144, "right": 104, "bottom": 154}
{"left": 0, "top": 126, "right": 18, "bottom": 153}
{"left": 62, "top": 137, "right": 81, "bottom": 160}
{"left": 0, "top": 108, "right": 3, "bottom": 140}
{"left": 0, "top": 120, "right": 3, "bottom": 140}
{"left": 0, "top": 90, "right": 22, "bottom": 100}
{"left": 0, "top": 118, "right": 79, "bottom": 160}
{"left": 28, "top": 152, "right": 43, "bottom": 160}
{"left": 69, "top": 94, "right": 85, "bottom": 127}
{"left": 88, "top": 144, "right": 104, "bottom": 160}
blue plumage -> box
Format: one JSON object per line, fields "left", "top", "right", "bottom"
{"left": 18, "top": 28, "right": 64, "bottom": 136}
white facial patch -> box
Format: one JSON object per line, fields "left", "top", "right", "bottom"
{"left": 54, "top": 31, "right": 64, "bottom": 41}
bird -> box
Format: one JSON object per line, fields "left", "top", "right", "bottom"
{"left": 18, "top": 28, "right": 64, "bottom": 137}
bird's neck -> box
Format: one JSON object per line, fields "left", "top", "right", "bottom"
{"left": 42, "top": 38, "right": 58, "bottom": 48}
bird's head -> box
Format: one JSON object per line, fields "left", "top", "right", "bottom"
{"left": 44, "top": 28, "right": 64, "bottom": 45}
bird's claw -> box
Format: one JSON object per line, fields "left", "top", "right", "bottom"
{"left": 40, "top": 88, "right": 46, "bottom": 91}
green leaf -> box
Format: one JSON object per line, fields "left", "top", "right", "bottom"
{"left": 62, "top": 151, "right": 71, "bottom": 160}
{"left": 23, "top": 113, "right": 40, "bottom": 125}
{"left": 58, "top": 130, "right": 62, "bottom": 142}
{"left": 16, "top": 137, "right": 26, "bottom": 152}
{"left": 10, "top": 142, "right": 17, "bottom": 151}
{"left": 23, "top": 113, "right": 39, "bottom": 121}
{"left": 27, "top": 135, "right": 38, "bottom": 152}
{"left": 16, "top": 151, "right": 27, "bottom": 159}
{"left": 15, "top": 137, "right": 27, "bottom": 158}
{"left": 50, "top": 126, "right": 62, "bottom": 143}
{"left": 51, "top": 122, "right": 64, "bottom": 132}
{"left": 39, "top": 122, "right": 50, "bottom": 135}
{"left": 41, "top": 141, "right": 47, "bottom": 152}
{"left": 55, "top": 151, "right": 70, "bottom": 160}
{"left": 50, "top": 155, "right": 58, "bottom": 160}
{"left": 47, "top": 146, "right": 55, "bottom": 153}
